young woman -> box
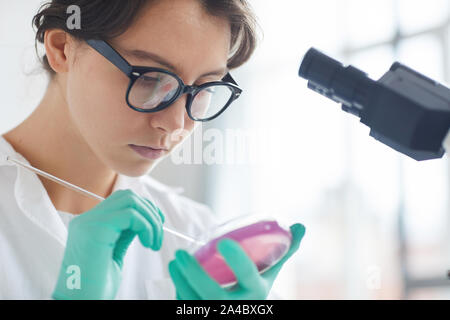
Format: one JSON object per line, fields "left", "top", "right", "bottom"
{"left": 0, "top": 0, "right": 305, "bottom": 299}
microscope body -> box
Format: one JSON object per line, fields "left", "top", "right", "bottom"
{"left": 299, "top": 48, "right": 450, "bottom": 161}
{"left": 444, "top": 130, "right": 450, "bottom": 153}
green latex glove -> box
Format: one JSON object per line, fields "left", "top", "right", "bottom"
{"left": 168, "top": 223, "right": 305, "bottom": 300}
{"left": 52, "top": 189, "right": 165, "bottom": 300}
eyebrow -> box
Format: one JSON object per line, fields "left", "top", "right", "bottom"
{"left": 121, "top": 48, "right": 228, "bottom": 78}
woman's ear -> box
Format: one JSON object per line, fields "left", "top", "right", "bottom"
{"left": 44, "top": 29, "right": 72, "bottom": 74}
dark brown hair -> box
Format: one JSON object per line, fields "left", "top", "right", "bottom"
{"left": 32, "top": 0, "right": 259, "bottom": 78}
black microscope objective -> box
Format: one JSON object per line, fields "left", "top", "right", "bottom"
{"left": 299, "top": 48, "right": 450, "bottom": 161}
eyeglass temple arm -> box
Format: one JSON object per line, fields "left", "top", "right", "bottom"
{"left": 86, "top": 39, "right": 133, "bottom": 76}
{"left": 87, "top": 39, "right": 240, "bottom": 89}
{"left": 222, "top": 72, "right": 239, "bottom": 86}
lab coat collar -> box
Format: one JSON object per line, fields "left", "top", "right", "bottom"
{"left": 0, "top": 135, "right": 68, "bottom": 246}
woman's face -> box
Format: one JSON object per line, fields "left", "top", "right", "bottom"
{"left": 65, "top": 0, "right": 231, "bottom": 176}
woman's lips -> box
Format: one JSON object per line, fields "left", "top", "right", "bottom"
{"left": 129, "top": 144, "right": 167, "bottom": 160}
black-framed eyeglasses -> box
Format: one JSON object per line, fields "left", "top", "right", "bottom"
{"left": 86, "top": 39, "right": 242, "bottom": 122}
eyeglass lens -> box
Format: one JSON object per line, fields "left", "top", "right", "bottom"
{"left": 128, "top": 71, "right": 234, "bottom": 120}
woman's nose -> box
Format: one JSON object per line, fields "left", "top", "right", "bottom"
{"left": 149, "top": 95, "right": 187, "bottom": 135}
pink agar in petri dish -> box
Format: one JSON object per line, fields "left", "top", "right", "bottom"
{"left": 192, "top": 220, "right": 292, "bottom": 287}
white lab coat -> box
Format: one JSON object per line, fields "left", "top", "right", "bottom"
{"left": 0, "top": 135, "right": 219, "bottom": 299}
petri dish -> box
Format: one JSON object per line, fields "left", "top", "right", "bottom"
{"left": 187, "top": 215, "right": 292, "bottom": 288}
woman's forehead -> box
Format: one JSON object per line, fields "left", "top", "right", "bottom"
{"left": 112, "top": 0, "right": 231, "bottom": 79}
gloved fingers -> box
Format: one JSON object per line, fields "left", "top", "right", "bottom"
{"left": 174, "top": 250, "right": 226, "bottom": 299}
{"left": 118, "top": 190, "right": 164, "bottom": 228}
{"left": 216, "top": 238, "right": 262, "bottom": 291}
{"left": 90, "top": 190, "right": 164, "bottom": 226}
{"left": 142, "top": 199, "right": 166, "bottom": 248}
{"left": 130, "top": 194, "right": 164, "bottom": 226}
{"left": 102, "top": 190, "right": 165, "bottom": 249}
{"left": 168, "top": 260, "right": 202, "bottom": 300}
{"left": 100, "top": 189, "right": 127, "bottom": 211}
{"left": 112, "top": 230, "right": 136, "bottom": 268}
{"left": 76, "top": 189, "right": 124, "bottom": 218}
{"left": 104, "top": 208, "right": 155, "bottom": 249}
{"left": 78, "top": 190, "right": 164, "bottom": 250}
{"left": 144, "top": 198, "right": 165, "bottom": 224}
{"left": 126, "top": 194, "right": 164, "bottom": 249}
{"left": 281, "top": 223, "right": 305, "bottom": 262}
{"left": 262, "top": 223, "right": 305, "bottom": 280}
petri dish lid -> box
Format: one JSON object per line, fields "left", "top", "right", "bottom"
{"left": 190, "top": 214, "right": 292, "bottom": 288}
